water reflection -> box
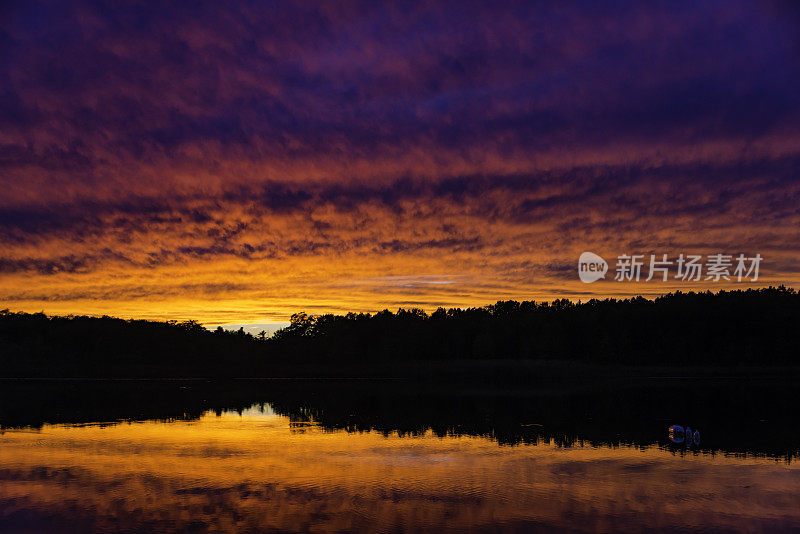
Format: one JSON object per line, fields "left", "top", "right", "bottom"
{"left": 1, "top": 378, "right": 800, "bottom": 532}
{"left": 3, "top": 378, "right": 800, "bottom": 459}
{"left": 1, "top": 405, "right": 800, "bottom": 533}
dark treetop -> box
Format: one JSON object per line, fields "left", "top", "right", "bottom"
{"left": 1, "top": 286, "right": 798, "bottom": 378}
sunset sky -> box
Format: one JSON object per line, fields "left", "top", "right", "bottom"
{"left": 1, "top": 1, "right": 799, "bottom": 330}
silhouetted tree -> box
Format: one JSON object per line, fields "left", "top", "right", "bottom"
{"left": 1, "top": 287, "right": 799, "bottom": 377}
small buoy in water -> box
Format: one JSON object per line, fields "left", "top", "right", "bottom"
{"left": 668, "top": 425, "right": 685, "bottom": 444}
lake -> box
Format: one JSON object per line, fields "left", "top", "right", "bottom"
{"left": 1, "top": 377, "right": 799, "bottom": 532}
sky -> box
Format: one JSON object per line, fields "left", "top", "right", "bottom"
{"left": 1, "top": 0, "right": 799, "bottom": 329}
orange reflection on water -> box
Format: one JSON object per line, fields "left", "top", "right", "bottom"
{"left": 1, "top": 407, "right": 799, "bottom": 532}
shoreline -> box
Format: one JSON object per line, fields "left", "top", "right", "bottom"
{"left": 3, "top": 360, "right": 800, "bottom": 382}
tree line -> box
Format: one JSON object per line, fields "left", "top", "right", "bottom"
{"left": 0, "top": 286, "right": 798, "bottom": 376}
{"left": 269, "top": 286, "right": 798, "bottom": 365}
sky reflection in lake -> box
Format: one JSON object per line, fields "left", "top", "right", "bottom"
{"left": 1, "top": 405, "right": 799, "bottom": 533}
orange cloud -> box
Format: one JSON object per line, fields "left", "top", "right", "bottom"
{"left": 1, "top": 1, "right": 799, "bottom": 324}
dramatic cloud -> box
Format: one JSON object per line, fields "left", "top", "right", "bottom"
{"left": 1, "top": 0, "right": 799, "bottom": 324}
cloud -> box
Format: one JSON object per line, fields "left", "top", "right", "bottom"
{"left": 1, "top": 0, "right": 799, "bottom": 323}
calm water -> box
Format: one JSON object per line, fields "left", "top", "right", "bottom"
{"left": 1, "top": 378, "right": 799, "bottom": 532}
